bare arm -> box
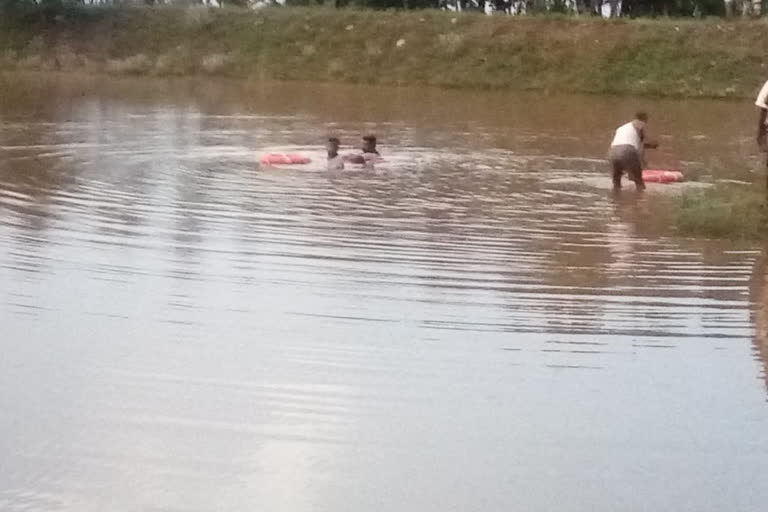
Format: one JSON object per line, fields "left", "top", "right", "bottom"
{"left": 639, "top": 127, "right": 659, "bottom": 149}
{"left": 758, "top": 108, "right": 767, "bottom": 150}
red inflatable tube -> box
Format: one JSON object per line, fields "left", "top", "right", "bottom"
{"left": 260, "top": 154, "right": 311, "bottom": 165}
{"left": 642, "top": 169, "right": 683, "bottom": 184}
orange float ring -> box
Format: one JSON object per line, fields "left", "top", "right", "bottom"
{"left": 260, "top": 154, "right": 311, "bottom": 165}
{"left": 642, "top": 169, "right": 684, "bottom": 184}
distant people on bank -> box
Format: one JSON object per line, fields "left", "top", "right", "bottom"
{"left": 441, "top": 0, "right": 590, "bottom": 15}
{"left": 510, "top": 0, "right": 527, "bottom": 14}
{"left": 327, "top": 137, "right": 344, "bottom": 171}
{"left": 344, "top": 135, "right": 381, "bottom": 168}
{"left": 608, "top": 111, "right": 658, "bottom": 191}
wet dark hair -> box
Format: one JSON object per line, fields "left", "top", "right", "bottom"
{"left": 635, "top": 111, "right": 649, "bottom": 122}
{"left": 328, "top": 137, "right": 340, "bottom": 145}
{"left": 362, "top": 135, "right": 377, "bottom": 144}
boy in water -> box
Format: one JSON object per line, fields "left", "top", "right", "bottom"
{"left": 327, "top": 137, "right": 344, "bottom": 170}
{"left": 344, "top": 135, "right": 381, "bottom": 166}
{"left": 608, "top": 111, "right": 658, "bottom": 191}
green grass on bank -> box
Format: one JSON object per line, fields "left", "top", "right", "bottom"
{"left": 672, "top": 185, "right": 768, "bottom": 240}
{"left": 2, "top": 6, "right": 768, "bottom": 97}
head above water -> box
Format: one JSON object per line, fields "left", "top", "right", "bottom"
{"left": 362, "top": 135, "right": 377, "bottom": 153}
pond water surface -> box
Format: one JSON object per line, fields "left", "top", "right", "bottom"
{"left": 1, "top": 74, "right": 767, "bottom": 512}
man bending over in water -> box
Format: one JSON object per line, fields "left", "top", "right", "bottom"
{"left": 344, "top": 135, "right": 381, "bottom": 166}
{"left": 608, "top": 111, "right": 658, "bottom": 191}
{"left": 327, "top": 137, "right": 344, "bottom": 170}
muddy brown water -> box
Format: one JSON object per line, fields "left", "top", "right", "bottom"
{"left": 1, "top": 74, "right": 767, "bottom": 512}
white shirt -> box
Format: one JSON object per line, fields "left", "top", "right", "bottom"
{"left": 611, "top": 121, "right": 642, "bottom": 150}
{"left": 756, "top": 80, "right": 768, "bottom": 109}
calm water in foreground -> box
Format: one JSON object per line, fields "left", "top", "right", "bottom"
{"left": 1, "top": 74, "right": 767, "bottom": 512}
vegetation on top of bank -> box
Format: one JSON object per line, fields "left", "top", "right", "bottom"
{"left": 2, "top": 4, "right": 768, "bottom": 97}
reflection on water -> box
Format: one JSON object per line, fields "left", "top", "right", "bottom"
{"left": 752, "top": 252, "right": 768, "bottom": 395}
{"left": 1, "top": 74, "right": 767, "bottom": 512}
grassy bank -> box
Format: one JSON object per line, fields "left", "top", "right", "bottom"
{"left": 670, "top": 185, "right": 768, "bottom": 240}
{"left": 2, "top": 6, "right": 768, "bottom": 97}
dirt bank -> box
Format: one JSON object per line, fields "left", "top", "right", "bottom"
{"left": 2, "top": 6, "right": 768, "bottom": 97}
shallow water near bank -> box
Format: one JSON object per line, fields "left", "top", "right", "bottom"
{"left": 1, "top": 74, "right": 767, "bottom": 512}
